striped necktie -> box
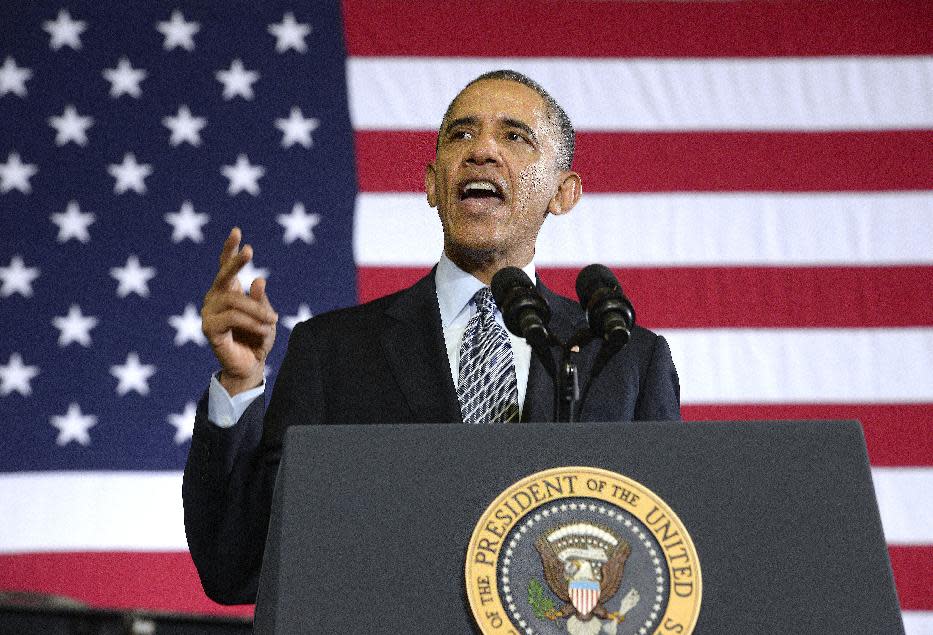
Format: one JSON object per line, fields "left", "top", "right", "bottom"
{"left": 457, "top": 288, "right": 520, "bottom": 424}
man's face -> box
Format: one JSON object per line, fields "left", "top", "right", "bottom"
{"left": 426, "top": 79, "right": 576, "bottom": 267}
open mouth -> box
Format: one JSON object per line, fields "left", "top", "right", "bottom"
{"left": 459, "top": 180, "right": 504, "bottom": 201}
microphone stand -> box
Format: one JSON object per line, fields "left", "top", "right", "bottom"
{"left": 553, "top": 331, "right": 591, "bottom": 423}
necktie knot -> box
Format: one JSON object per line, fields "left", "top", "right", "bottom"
{"left": 473, "top": 287, "right": 497, "bottom": 321}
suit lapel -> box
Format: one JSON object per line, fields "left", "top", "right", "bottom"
{"left": 381, "top": 270, "right": 463, "bottom": 424}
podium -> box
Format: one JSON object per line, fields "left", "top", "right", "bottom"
{"left": 253, "top": 421, "right": 903, "bottom": 633}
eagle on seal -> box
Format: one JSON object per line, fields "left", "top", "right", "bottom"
{"left": 535, "top": 532, "right": 632, "bottom": 622}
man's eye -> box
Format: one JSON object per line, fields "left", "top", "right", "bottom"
{"left": 450, "top": 130, "right": 472, "bottom": 140}
{"left": 506, "top": 131, "right": 528, "bottom": 143}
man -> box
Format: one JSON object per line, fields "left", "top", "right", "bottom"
{"left": 183, "top": 70, "right": 680, "bottom": 604}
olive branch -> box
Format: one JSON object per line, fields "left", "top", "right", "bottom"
{"left": 528, "top": 578, "right": 557, "bottom": 620}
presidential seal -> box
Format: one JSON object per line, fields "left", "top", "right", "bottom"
{"left": 466, "top": 467, "right": 701, "bottom": 635}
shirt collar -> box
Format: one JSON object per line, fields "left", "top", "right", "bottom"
{"left": 435, "top": 252, "right": 536, "bottom": 327}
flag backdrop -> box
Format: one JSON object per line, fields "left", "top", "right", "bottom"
{"left": 1, "top": 1, "right": 930, "bottom": 630}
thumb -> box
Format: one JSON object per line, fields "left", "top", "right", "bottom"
{"left": 250, "top": 277, "right": 267, "bottom": 300}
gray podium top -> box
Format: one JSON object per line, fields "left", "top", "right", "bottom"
{"left": 255, "top": 420, "right": 903, "bottom": 634}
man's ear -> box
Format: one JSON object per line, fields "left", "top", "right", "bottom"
{"left": 425, "top": 163, "right": 437, "bottom": 208}
{"left": 547, "top": 170, "right": 582, "bottom": 216}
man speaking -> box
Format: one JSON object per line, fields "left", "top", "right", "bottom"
{"left": 183, "top": 70, "right": 680, "bottom": 604}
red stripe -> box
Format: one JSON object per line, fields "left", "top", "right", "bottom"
{"left": 682, "top": 405, "right": 933, "bottom": 467}
{"left": 355, "top": 131, "right": 933, "bottom": 193}
{"left": 0, "top": 548, "right": 927, "bottom": 612}
{"left": 343, "top": 1, "right": 933, "bottom": 58}
{"left": 357, "top": 266, "right": 933, "bottom": 328}
{"left": 890, "top": 545, "right": 933, "bottom": 610}
{"left": 0, "top": 552, "right": 253, "bottom": 617}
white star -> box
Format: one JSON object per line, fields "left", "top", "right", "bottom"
{"left": 0, "top": 255, "right": 40, "bottom": 297}
{"left": 162, "top": 104, "right": 206, "bottom": 147}
{"left": 156, "top": 10, "right": 200, "bottom": 51}
{"left": 215, "top": 59, "right": 259, "bottom": 100}
{"left": 43, "top": 9, "right": 87, "bottom": 51}
{"left": 50, "top": 403, "right": 96, "bottom": 446}
{"left": 52, "top": 304, "right": 98, "bottom": 347}
{"left": 48, "top": 104, "right": 94, "bottom": 146}
{"left": 0, "top": 57, "right": 32, "bottom": 97}
{"left": 107, "top": 153, "right": 152, "bottom": 194}
{"left": 268, "top": 12, "right": 311, "bottom": 53}
{"left": 102, "top": 57, "right": 147, "bottom": 98}
{"left": 275, "top": 106, "right": 319, "bottom": 149}
{"left": 220, "top": 154, "right": 264, "bottom": 196}
{"left": 50, "top": 200, "right": 95, "bottom": 243}
{"left": 236, "top": 260, "right": 269, "bottom": 291}
{"left": 110, "top": 352, "right": 156, "bottom": 396}
{"left": 164, "top": 200, "right": 208, "bottom": 243}
{"left": 167, "top": 401, "right": 196, "bottom": 444}
{"left": 277, "top": 202, "right": 321, "bottom": 244}
{"left": 282, "top": 304, "right": 313, "bottom": 330}
{"left": 110, "top": 255, "right": 155, "bottom": 298}
{"left": 169, "top": 303, "right": 206, "bottom": 346}
{"left": 0, "top": 353, "right": 40, "bottom": 396}
{"left": 0, "top": 152, "right": 38, "bottom": 194}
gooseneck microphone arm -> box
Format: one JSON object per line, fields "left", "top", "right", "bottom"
{"left": 490, "top": 264, "right": 636, "bottom": 423}
{"left": 573, "top": 265, "right": 637, "bottom": 417}
{"left": 490, "top": 267, "right": 558, "bottom": 380}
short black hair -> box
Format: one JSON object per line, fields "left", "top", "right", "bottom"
{"left": 438, "top": 69, "right": 576, "bottom": 171}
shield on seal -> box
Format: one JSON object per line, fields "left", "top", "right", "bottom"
{"left": 568, "top": 579, "right": 600, "bottom": 617}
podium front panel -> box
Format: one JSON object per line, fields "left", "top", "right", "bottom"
{"left": 254, "top": 420, "right": 902, "bottom": 634}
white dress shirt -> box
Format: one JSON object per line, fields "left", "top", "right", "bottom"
{"left": 435, "top": 253, "right": 533, "bottom": 416}
{"left": 208, "top": 253, "right": 535, "bottom": 427}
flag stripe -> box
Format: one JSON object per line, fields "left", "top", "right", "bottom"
{"left": 874, "top": 468, "right": 933, "bottom": 544}
{"left": 0, "top": 552, "right": 252, "bottom": 617}
{"left": 0, "top": 472, "right": 185, "bottom": 552}
{"left": 0, "top": 471, "right": 928, "bottom": 547}
{"left": 347, "top": 57, "right": 933, "bottom": 131}
{"left": 662, "top": 329, "right": 932, "bottom": 404}
{"left": 343, "top": 1, "right": 933, "bottom": 58}
{"left": 682, "top": 405, "right": 933, "bottom": 467}
{"left": 358, "top": 265, "right": 933, "bottom": 328}
{"left": 355, "top": 130, "right": 933, "bottom": 193}
{"left": 354, "top": 192, "right": 933, "bottom": 266}
{"left": 903, "top": 613, "right": 933, "bottom": 635}
{"left": 890, "top": 546, "right": 933, "bottom": 611}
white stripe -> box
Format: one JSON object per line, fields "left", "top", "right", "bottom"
{"left": 1, "top": 468, "right": 931, "bottom": 550}
{"left": 347, "top": 57, "right": 933, "bottom": 131}
{"left": 903, "top": 612, "right": 933, "bottom": 635}
{"left": 661, "top": 328, "right": 933, "bottom": 404}
{"left": 0, "top": 472, "right": 186, "bottom": 551}
{"left": 873, "top": 468, "right": 933, "bottom": 545}
{"left": 353, "top": 192, "right": 933, "bottom": 266}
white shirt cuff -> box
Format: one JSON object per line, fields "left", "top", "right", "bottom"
{"left": 207, "top": 372, "right": 265, "bottom": 428}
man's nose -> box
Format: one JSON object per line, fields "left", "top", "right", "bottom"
{"left": 465, "top": 133, "right": 500, "bottom": 165}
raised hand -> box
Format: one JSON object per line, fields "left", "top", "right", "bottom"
{"left": 201, "top": 227, "right": 278, "bottom": 395}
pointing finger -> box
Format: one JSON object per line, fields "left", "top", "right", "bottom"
{"left": 218, "top": 227, "right": 242, "bottom": 268}
{"left": 213, "top": 243, "right": 253, "bottom": 291}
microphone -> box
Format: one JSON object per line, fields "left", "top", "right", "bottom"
{"left": 575, "top": 264, "right": 635, "bottom": 348}
{"left": 490, "top": 267, "right": 551, "bottom": 349}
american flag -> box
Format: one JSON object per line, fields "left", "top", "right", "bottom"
{"left": 1, "top": 1, "right": 930, "bottom": 630}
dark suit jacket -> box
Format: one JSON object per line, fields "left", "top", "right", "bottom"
{"left": 183, "top": 271, "right": 680, "bottom": 604}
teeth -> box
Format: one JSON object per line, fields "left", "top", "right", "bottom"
{"left": 464, "top": 181, "right": 497, "bottom": 193}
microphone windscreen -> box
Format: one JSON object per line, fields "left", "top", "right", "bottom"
{"left": 491, "top": 266, "right": 534, "bottom": 309}
{"left": 575, "top": 264, "right": 619, "bottom": 308}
